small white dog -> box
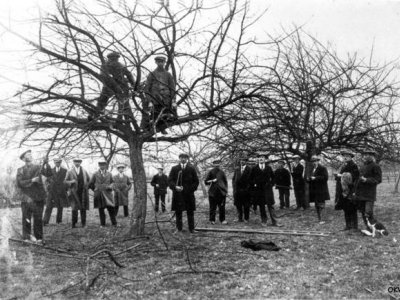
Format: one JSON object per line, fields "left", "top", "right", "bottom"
{"left": 361, "top": 218, "right": 389, "bottom": 237}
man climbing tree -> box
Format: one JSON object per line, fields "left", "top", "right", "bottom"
{"left": 144, "top": 55, "right": 177, "bottom": 134}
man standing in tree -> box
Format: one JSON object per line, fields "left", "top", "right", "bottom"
{"left": 43, "top": 156, "right": 69, "bottom": 225}
{"left": 151, "top": 167, "right": 169, "bottom": 213}
{"left": 205, "top": 160, "right": 228, "bottom": 225}
{"left": 168, "top": 153, "right": 199, "bottom": 233}
{"left": 113, "top": 163, "right": 132, "bottom": 218}
{"left": 90, "top": 160, "right": 117, "bottom": 227}
{"left": 274, "top": 160, "right": 291, "bottom": 209}
{"left": 64, "top": 158, "right": 91, "bottom": 228}
{"left": 144, "top": 55, "right": 177, "bottom": 134}
{"left": 16, "top": 150, "right": 52, "bottom": 244}
{"left": 291, "top": 155, "right": 305, "bottom": 210}
{"left": 90, "top": 51, "right": 135, "bottom": 120}
{"left": 232, "top": 158, "right": 252, "bottom": 223}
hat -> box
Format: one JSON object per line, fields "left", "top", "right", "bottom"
{"left": 53, "top": 156, "right": 62, "bottom": 162}
{"left": 212, "top": 160, "right": 221, "bottom": 165}
{"left": 179, "top": 153, "right": 189, "bottom": 159}
{"left": 292, "top": 155, "right": 301, "bottom": 160}
{"left": 157, "top": 167, "right": 164, "bottom": 170}
{"left": 107, "top": 51, "right": 120, "bottom": 58}
{"left": 116, "top": 163, "right": 126, "bottom": 169}
{"left": 19, "top": 149, "right": 31, "bottom": 161}
{"left": 73, "top": 158, "right": 82, "bottom": 162}
{"left": 155, "top": 55, "right": 166, "bottom": 62}
{"left": 340, "top": 150, "right": 355, "bottom": 158}
{"left": 310, "top": 155, "right": 320, "bottom": 162}
{"left": 361, "top": 149, "right": 376, "bottom": 156}
{"left": 257, "top": 151, "right": 269, "bottom": 158}
{"left": 98, "top": 160, "right": 108, "bottom": 165}
{"left": 277, "top": 160, "right": 285, "bottom": 164}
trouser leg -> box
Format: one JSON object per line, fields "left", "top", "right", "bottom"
{"left": 285, "top": 190, "right": 290, "bottom": 208}
{"left": 175, "top": 210, "right": 183, "bottom": 231}
{"left": 294, "top": 189, "right": 301, "bottom": 208}
{"left": 42, "top": 204, "right": 53, "bottom": 224}
{"left": 267, "top": 204, "right": 277, "bottom": 225}
{"left": 209, "top": 197, "right": 217, "bottom": 222}
{"left": 218, "top": 197, "right": 226, "bottom": 222}
{"left": 259, "top": 204, "right": 267, "bottom": 223}
{"left": 155, "top": 194, "right": 160, "bottom": 212}
{"left": 343, "top": 209, "right": 351, "bottom": 229}
{"left": 160, "top": 194, "right": 166, "bottom": 212}
{"left": 81, "top": 209, "right": 86, "bottom": 226}
{"left": 72, "top": 209, "right": 78, "bottom": 227}
{"left": 107, "top": 206, "right": 117, "bottom": 225}
{"left": 115, "top": 206, "right": 120, "bottom": 216}
{"left": 99, "top": 208, "right": 106, "bottom": 226}
{"left": 187, "top": 210, "right": 195, "bottom": 232}
{"left": 32, "top": 202, "right": 44, "bottom": 240}
{"left": 244, "top": 205, "right": 250, "bottom": 221}
{"left": 56, "top": 207, "right": 63, "bottom": 223}
{"left": 21, "top": 202, "right": 32, "bottom": 240}
{"left": 279, "top": 189, "right": 285, "bottom": 208}
{"left": 237, "top": 204, "right": 243, "bottom": 221}
{"left": 123, "top": 205, "right": 129, "bottom": 217}
{"left": 97, "top": 87, "right": 112, "bottom": 112}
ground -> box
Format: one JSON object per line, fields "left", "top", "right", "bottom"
{"left": 0, "top": 180, "right": 399, "bottom": 300}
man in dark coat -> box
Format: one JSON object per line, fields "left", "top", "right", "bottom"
{"left": 354, "top": 150, "right": 382, "bottom": 231}
{"left": 334, "top": 150, "right": 359, "bottom": 231}
{"left": 291, "top": 155, "right": 305, "bottom": 210}
{"left": 250, "top": 153, "right": 280, "bottom": 226}
{"left": 144, "top": 55, "right": 177, "bottom": 134}
{"left": 43, "top": 157, "right": 69, "bottom": 225}
{"left": 232, "top": 158, "right": 252, "bottom": 222}
{"left": 89, "top": 160, "right": 117, "bottom": 227}
{"left": 308, "top": 156, "right": 330, "bottom": 224}
{"left": 274, "top": 160, "right": 291, "bottom": 209}
{"left": 16, "top": 150, "right": 52, "bottom": 244}
{"left": 64, "top": 158, "right": 91, "bottom": 228}
{"left": 168, "top": 153, "right": 199, "bottom": 233}
{"left": 151, "top": 167, "right": 169, "bottom": 213}
{"left": 205, "top": 160, "right": 228, "bottom": 224}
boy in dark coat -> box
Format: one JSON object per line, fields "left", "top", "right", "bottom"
{"left": 354, "top": 150, "right": 382, "bottom": 231}
{"left": 232, "top": 158, "right": 252, "bottom": 222}
{"left": 151, "top": 167, "right": 169, "bottom": 213}
{"left": 334, "top": 150, "right": 359, "bottom": 231}
{"left": 274, "top": 160, "right": 291, "bottom": 209}
{"left": 205, "top": 160, "right": 228, "bottom": 224}
{"left": 16, "top": 150, "right": 52, "bottom": 244}
{"left": 291, "top": 155, "right": 305, "bottom": 209}
{"left": 113, "top": 163, "right": 132, "bottom": 217}
{"left": 308, "top": 156, "right": 330, "bottom": 224}
{"left": 43, "top": 157, "right": 69, "bottom": 225}
{"left": 168, "top": 153, "right": 199, "bottom": 233}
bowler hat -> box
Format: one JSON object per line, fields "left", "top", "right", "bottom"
{"left": 73, "top": 158, "right": 82, "bottom": 162}
{"left": 19, "top": 150, "right": 31, "bottom": 161}
{"left": 179, "top": 153, "right": 189, "bottom": 159}
{"left": 155, "top": 55, "right": 166, "bottom": 62}
{"left": 98, "top": 160, "right": 108, "bottom": 165}
{"left": 107, "top": 51, "right": 120, "bottom": 58}
{"left": 340, "top": 150, "right": 355, "bottom": 158}
{"left": 310, "top": 155, "right": 320, "bottom": 162}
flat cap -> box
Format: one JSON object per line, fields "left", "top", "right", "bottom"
{"left": 53, "top": 157, "right": 62, "bottom": 162}
{"left": 310, "top": 155, "right": 320, "bottom": 162}
{"left": 19, "top": 150, "right": 31, "bottom": 161}
{"left": 116, "top": 163, "right": 126, "bottom": 169}
{"left": 155, "top": 55, "right": 166, "bottom": 62}
{"left": 340, "top": 150, "right": 355, "bottom": 158}
{"left": 98, "top": 160, "right": 108, "bottom": 165}
{"left": 361, "top": 149, "right": 376, "bottom": 156}
{"left": 73, "top": 158, "right": 82, "bottom": 162}
{"left": 179, "top": 153, "right": 189, "bottom": 159}
{"left": 212, "top": 160, "right": 221, "bottom": 165}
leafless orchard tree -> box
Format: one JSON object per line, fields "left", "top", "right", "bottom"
{"left": 0, "top": 0, "right": 271, "bottom": 235}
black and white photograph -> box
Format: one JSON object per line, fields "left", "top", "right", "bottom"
{"left": 0, "top": 0, "right": 399, "bottom": 299}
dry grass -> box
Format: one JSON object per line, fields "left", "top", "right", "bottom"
{"left": 0, "top": 180, "right": 399, "bottom": 299}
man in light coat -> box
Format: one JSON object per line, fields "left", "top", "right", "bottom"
{"left": 113, "top": 163, "right": 132, "bottom": 217}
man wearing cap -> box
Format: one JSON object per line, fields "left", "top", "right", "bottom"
{"left": 144, "top": 55, "right": 176, "bottom": 134}
{"left": 354, "top": 149, "right": 382, "bottom": 231}
{"left": 291, "top": 155, "right": 305, "bottom": 210}
{"left": 16, "top": 150, "right": 52, "bottom": 243}
{"left": 151, "top": 167, "right": 169, "bottom": 213}
{"left": 43, "top": 157, "right": 69, "bottom": 225}
{"left": 334, "top": 150, "right": 359, "bottom": 231}
{"left": 307, "top": 156, "right": 330, "bottom": 224}
{"left": 205, "top": 160, "right": 228, "bottom": 225}
{"left": 113, "top": 163, "right": 132, "bottom": 217}
{"left": 64, "top": 158, "right": 91, "bottom": 228}
{"left": 168, "top": 153, "right": 199, "bottom": 233}
{"left": 232, "top": 158, "right": 252, "bottom": 222}
{"left": 274, "top": 160, "right": 292, "bottom": 209}
{"left": 250, "top": 153, "right": 280, "bottom": 226}
{"left": 92, "top": 51, "right": 135, "bottom": 119}
{"left": 89, "top": 160, "right": 117, "bottom": 227}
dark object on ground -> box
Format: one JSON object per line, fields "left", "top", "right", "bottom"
{"left": 241, "top": 239, "right": 281, "bottom": 251}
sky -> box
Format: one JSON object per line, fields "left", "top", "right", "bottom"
{"left": 1, "top": 0, "right": 400, "bottom": 164}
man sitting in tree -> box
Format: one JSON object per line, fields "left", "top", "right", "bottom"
{"left": 144, "top": 55, "right": 177, "bottom": 134}
{"left": 90, "top": 51, "right": 135, "bottom": 121}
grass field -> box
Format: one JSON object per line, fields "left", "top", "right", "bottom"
{"left": 1, "top": 180, "right": 399, "bottom": 300}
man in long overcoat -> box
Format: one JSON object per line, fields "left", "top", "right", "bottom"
{"left": 113, "top": 163, "right": 132, "bottom": 217}
{"left": 16, "top": 150, "right": 52, "bottom": 243}
{"left": 232, "top": 158, "right": 252, "bottom": 222}
{"left": 151, "top": 167, "right": 169, "bottom": 213}
{"left": 274, "top": 160, "right": 292, "bottom": 209}
{"left": 205, "top": 160, "right": 228, "bottom": 225}
{"left": 291, "top": 155, "right": 305, "bottom": 210}
{"left": 308, "top": 156, "right": 330, "bottom": 224}
{"left": 89, "top": 161, "right": 117, "bottom": 226}
{"left": 354, "top": 149, "right": 382, "bottom": 230}
{"left": 43, "top": 157, "right": 69, "bottom": 225}
{"left": 250, "top": 153, "right": 279, "bottom": 226}
{"left": 334, "top": 150, "right": 359, "bottom": 230}
{"left": 168, "top": 153, "right": 199, "bottom": 233}
{"left": 64, "top": 158, "right": 90, "bottom": 228}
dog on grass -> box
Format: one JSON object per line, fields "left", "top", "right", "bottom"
{"left": 361, "top": 217, "right": 389, "bottom": 237}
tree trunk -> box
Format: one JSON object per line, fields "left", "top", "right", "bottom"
{"left": 128, "top": 137, "right": 147, "bottom": 236}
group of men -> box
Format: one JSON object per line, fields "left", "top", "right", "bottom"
{"left": 16, "top": 150, "right": 132, "bottom": 244}
{"left": 91, "top": 52, "right": 176, "bottom": 134}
